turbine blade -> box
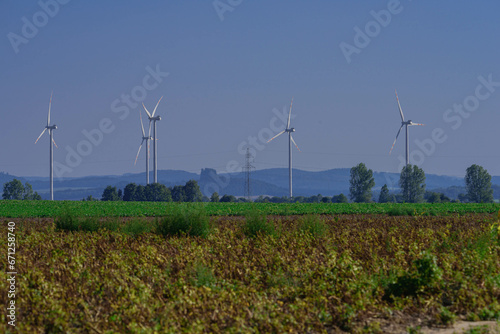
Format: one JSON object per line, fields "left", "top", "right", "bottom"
{"left": 48, "top": 91, "right": 53, "bottom": 126}
{"left": 148, "top": 120, "right": 152, "bottom": 137}
{"left": 134, "top": 140, "right": 144, "bottom": 165}
{"left": 52, "top": 137, "right": 58, "bottom": 149}
{"left": 35, "top": 128, "right": 47, "bottom": 144}
{"left": 143, "top": 103, "right": 152, "bottom": 118}
{"left": 287, "top": 97, "right": 294, "bottom": 129}
{"left": 389, "top": 125, "right": 404, "bottom": 155}
{"left": 139, "top": 111, "right": 145, "bottom": 137}
{"left": 395, "top": 90, "right": 404, "bottom": 122}
{"left": 267, "top": 130, "right": 286, "bottom": 143}
{"left": 290, "top": 135, "right": 301, "bottom": 152}
{"left": 410, "top": 122, "right": 425, "bottom": 126}
{"left": 152, "top": 96, "right": 164, "bottom": 117}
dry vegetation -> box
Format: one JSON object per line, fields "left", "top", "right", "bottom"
{"left": 1, "top": 211, "right": 499, "bottom": 333}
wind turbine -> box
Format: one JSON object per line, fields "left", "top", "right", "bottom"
{"left": 389, "top": 90, "right": 424, "bottom": 167}
{"left": 35, "top": 92, "right": 58, "bottom": 200}
{"left": 267, "top": 98, "right": 301, "bottom": 199}
{"left": 142, "top": 96, "right": 163, "bottom": 183}
{"left": 134, "top": 111, "right": 152, "bottom": 184}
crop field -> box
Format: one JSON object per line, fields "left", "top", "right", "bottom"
{"left": 1, "top": 207, "right": 499, "bottom": 333}
{"left": 1, "top": 200, "right": 500, "bottom": 218}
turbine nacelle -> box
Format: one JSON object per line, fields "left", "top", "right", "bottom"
{"left": 35, "top": 91, "right": 57, "bottom": 200}
{"left": 141, "top": 96, "right": 164, "bottom": 184}
{"left": 266, "top": 98, "right": 300, "bottom": 198}
{"left": 389, "top": 91, "right": 425, "bottom": 157}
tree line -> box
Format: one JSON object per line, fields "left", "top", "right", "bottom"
{"left": 99, "top": 180, "right": 204, "bottom": 202}
{"left": 2, "top": 179, "right": 41, "bottom": 200}
{"left": 350, "top": 163, "right": 494, "bottom": 203}
{"left": 1, "top": 163, "right": 494, "bottom": 203}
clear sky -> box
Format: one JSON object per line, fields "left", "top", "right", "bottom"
{"left": 1, "top": 0, "right": 499, "bottom": 178}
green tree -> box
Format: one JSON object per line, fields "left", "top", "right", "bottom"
{"left": 101, "top": 186, "right": 120, "bottom": 201}
{"left": 145, "top": 183, "right": 172, "bottom": 202}
{"left": 3, "top": 179, "right": 25, "bottom": 200}
{"left": 349, "top": 163, "right": 375, "bottom": 203}
{"left": 426, "top": 192, "right": 442, "bottom": 203}
{"left": 378, "top": 184, "right": 393, "bottom": 203}
{"left": 332, "top": 193, "right": 348, "bottom": 203}
{"left": 210, "top": 192, "right": 220, "bottom": 202}
{"left": 306, "top": 194, "right": 323, "bottom": 203}
{"left": 220, "top": 194, "right": 237, "bottom": 202}
{"left": 171, "top": 185, "right": 185, "bottom": 202}
{"left": 465, "top": 164, "right": 493, "bottom": 203}
{"left": 184, "top": 180, "right": 203, "bottom": 202}
{"left": 399, "top": 165, "right": 426, "bottom": 203}
{"left": 133, "top": 185, "right": 146, "bottom": 201}
{"left": 458, "top": 193, "right": 468, "bottom": 203}
{"left": 22, "top": 182, "right": 41, "bottom": 200}
{"left": 123, "top": 183, "right": 137, "bottom": 201}
{"left": 321, "top": 196, "right": 331, "bottom": 203}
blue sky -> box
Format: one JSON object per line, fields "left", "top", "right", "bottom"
{"left": 1, "top": 0, "right": 499, "bottom": 178}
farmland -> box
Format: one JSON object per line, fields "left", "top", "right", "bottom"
{"left": 1, "top": 205, "right": 499, "bottom": 333}
{"left": 1, "top": 200, "right": 500, "bottom": 218}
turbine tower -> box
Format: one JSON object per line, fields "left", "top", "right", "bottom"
{"left": 389, "top": 90, "right": 424, "bottom": 167}
{"left": 134, "top": 111, "right": 152, "bottom": 184}
{"left": 267, "top": 98, "right": 301, "bottom": 199}
{"left": 35, "top": 92, "right": 58, "bottom": 200}
{"left": 142, "top": 96, "right": 163, "bottom": 183}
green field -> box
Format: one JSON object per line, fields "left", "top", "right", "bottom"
{"left": 1, "top": 200, "right": 500, "bottom": 218}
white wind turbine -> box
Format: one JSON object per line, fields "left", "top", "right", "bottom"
{"left": 389, "top": 90, "right": 424, "bottom": 168}
{"left": 134, "top": 111, "right": 152, "bottom": 184}
{"left": 35, "top": 92, "right": 58, "bottom": 200}
{"left": 142, "top": 96, "right": 163, "bottom": 183}
{"left": 267, "top": 98, "right": 301, "bottom": 199}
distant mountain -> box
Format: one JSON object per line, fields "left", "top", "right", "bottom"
{"left": 1, "top": 168, "right": 498, "bottom": 200}
{"left": 0, "top": 172, "right": 27, "bottom": 186}
{"left": 199, "top": 168, "right": 287, "bottom": 197}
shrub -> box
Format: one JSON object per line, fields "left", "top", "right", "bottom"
{"left": 157, "top": 205, "right": 210, "bottom": 238}
{"left": 435, "top": 307, "right": 456, "bottom": 326}
{"left": 121, "top": 218, "right": 152, "bottom": 237}
{"left": 478, "top": 302, "right": 500, "bottom": 320}
{"left": 78, "top": 217, "right": 100, "bottom": 232}
{"left": 243, "top": 209, "right": 275, "bottom": 238}
{"left": 387, "top": 206, "right": 414, "bottom": 216}
{"left": 102, "top": 219, "right": 120, "bottom": 232}
{"left": 298, "top": 215, "right": 328, "bottom": 238}
{"left": 190, "top": 262, "right": 217, "bottom": 288}
{"left": 384, "top": 252, "right": 442, "bottom": 298}
{"left": 54, "top": 210, "right": 79, "bottom": 232}
{"left": 55, "top": 212, "right": 99, "bottom": 232}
